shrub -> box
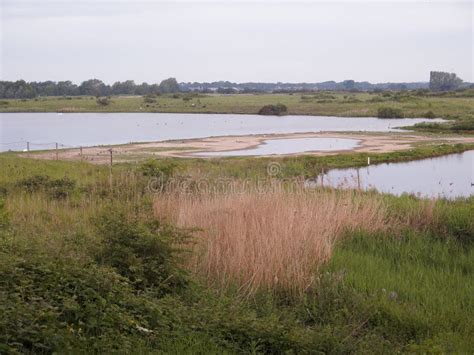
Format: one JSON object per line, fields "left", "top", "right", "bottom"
{"left": 0, "top": 199, "right": 8, "bottom": 232}
{"left": 377, "top": 107, "right": 404, "bottom": 118}
{"left": 143, "top": 94, "right": 156, "bottom": 103}
{"left": 16, "top": 175, "right": 75, "bottom": 199}
{"left": 424, "top": 111, "right": 436, "bottom": 119}
{"left": 140, "top": 160, "right": 178, "bottom": 192}
{"left": 94, "top": 211, "right": 190, "bottom": 295}
{"left": 0, "top": 252, "right": 168, "bottom": 353}
{"left": 258, "top": 104, "right": 288, "bottom": 116}
{"left": 96, "top": 97, "right": 111, "bottom": 106}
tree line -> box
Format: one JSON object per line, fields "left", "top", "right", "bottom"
{"left": 0, "top": 78, "right": 180, "bottom": 99}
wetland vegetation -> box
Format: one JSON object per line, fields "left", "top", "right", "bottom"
{"left": 1, "top": 147, "right": 474, "bottom": 353}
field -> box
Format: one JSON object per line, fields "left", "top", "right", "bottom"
{"left": 0, "top": 91, "right": 473, "bottom": 119}
{"left": 1, "top": 150, "right": 474, "bottom": 353}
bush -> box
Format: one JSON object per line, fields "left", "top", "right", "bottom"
{"left": 0, "top": 251, "right": 172, "bottom": 353}
{"left": 424, "top": 111, "right": 436, "bottom": 118}
{"left": 139, "top": 160, "right": 179, "bottom": 192}
{"left": 377, "top": 107, "right": 404, "bottom": 118}
{"left": 96, "top": 97, "right": 111, "bottom": 106}
{"left": 94, "top": 211, "right": 190, "bottom": 295}
{"left": 143, "top": 94, "right": 156, "bottom": 103}
{"left": 258, "top": 104, "right": 288, "bottom": 116}
{"left": 16, "top": 175, "right": 76, "bottom": 199}
{"left": 0, "top": 199, "right": 8, "bottom": 232}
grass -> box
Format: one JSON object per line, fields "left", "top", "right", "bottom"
{"left": 1, "top": 92, "right": 473, "bottom": 123}
{"left": 155, "top": 186, "right": 389, "bottom": 297}
{"left": 1, "top": 153, "right": 474, "bottom": 352}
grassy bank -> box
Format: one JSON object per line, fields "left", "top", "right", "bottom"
{"left": 1, "top": 153, "right": 473, "bottom": 353}
{"left": 1, "top": 92, "right": 473, "bottom": 122}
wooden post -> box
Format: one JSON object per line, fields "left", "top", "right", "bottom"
{"left": 108, "top": 149, "right": 113, "bottom": 188}
{"left": 357, "top": 169, "right": 361, "bottom": 191}
{"left": 320, "top": 169, "right": 324, "bottom": 188}
{"left": 80, "top": 146, "right": 83, "bottom": 161}
{"left": 26, "top": 142, "right": 30, "bottom": 157}
{"left": 55, "top": 143, "right": 59, "bottom": 161}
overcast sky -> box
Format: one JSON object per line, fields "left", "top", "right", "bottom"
{"left": 1, "top": 0, "right": 472, "bottom": 84}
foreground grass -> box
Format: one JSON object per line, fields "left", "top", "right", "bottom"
{"left": 1, "top": 154, "right": 473, "bottom": 353}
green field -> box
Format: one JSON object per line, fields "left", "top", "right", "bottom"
{"left": 1, "top": 150, "right": 474, "bottom": 353}
{"left": 0, "top": 91, "right": 472, "bottom": 118}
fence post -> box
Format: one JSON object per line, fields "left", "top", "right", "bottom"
{"left": 357, "top": 169, "right": 361, "bottom": 191}
{"left": 55, "top": 143, "right": 59, "bottom": 161}
{"left": 26, "top": 142, "right": 30, "bottom": 157}
{"left": 108, "top": 148, "right": 113, "bottom": 188}
{"left": 80, "top": 146, "right": 83, "bottom": 161}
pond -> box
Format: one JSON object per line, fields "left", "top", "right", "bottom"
{"left": 0, "top": 112, "right": 442, "bottom": 152}
{"left": 196, "top": 137, "right": 361, "bottom": 157}
{"left": 313, "top": 150, "right": 474, "bottom": 199}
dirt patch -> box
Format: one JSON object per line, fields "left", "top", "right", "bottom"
{"left": 24, "top": 132, "right": 474, "bottom": 164}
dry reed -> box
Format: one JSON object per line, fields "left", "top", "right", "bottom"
{"left": 154, "top": 184, "right": 390, "bottom": 297}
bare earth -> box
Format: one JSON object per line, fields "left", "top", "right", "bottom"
{"left": 25, "top": 131, "right": 474, "bottom": 164}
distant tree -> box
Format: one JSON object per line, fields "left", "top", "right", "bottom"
{"left": 342, "top": 80, "right": 355, "bottom": 90}
{"left": 56, "top": 81, "right": 78, "bottom": 96}
{"left": 79, "top": 79, "right": 108, "bottom": 96}
{"left": 429, "top": 71, "right": 462, "bottom": 91}
{"left": 216, "top": 87, "right": 237, "bottom": 94}
{"left": 0, "top": 80, "right": 36, "bottom": 99}
{"left": 111, "top": 80, "right": 137, "bottom": 95}
{"left": 159, "top": 78, "right": 180, "bottom": 93}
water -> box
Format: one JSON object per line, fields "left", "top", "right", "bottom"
{"left": 314, "top": 150, "right": 474, "bottom": 199}
{"left": 0, "top": 112, "right": 442, "bottom": 152}
{"left": 197, "top": 137, "right": 361, "bottom": 157}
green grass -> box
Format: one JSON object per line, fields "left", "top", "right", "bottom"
{"left": 1, "top": 92, "right": 473, "bottom": 121}
{"left": 1, "top": 153, "right": 474, "bottom": 353}
{"left": 328, "top": 230, "right": 474, "bottom": 352}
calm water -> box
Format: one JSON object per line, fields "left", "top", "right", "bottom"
{"left": 0, "top": 112, "right": 442, "bottom": 152}
{"left": 197, "top": 137, "right": 361, "bottom": 157}
{"left": 314, "top": 150, "right": 474, "bottom": 199}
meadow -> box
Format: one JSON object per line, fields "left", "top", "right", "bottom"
{"left": 0, "top": 91, "right": 473, "bottom": 119}
{"left": 1, "top": 150, "right": 473, "bottom": 353}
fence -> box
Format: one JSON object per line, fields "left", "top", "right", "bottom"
{"left": 0, "top": 140, "right": 116, "bottom": 165}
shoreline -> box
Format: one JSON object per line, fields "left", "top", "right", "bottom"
{"left": 17, "top": 131, "right": 474, "bottom": 164}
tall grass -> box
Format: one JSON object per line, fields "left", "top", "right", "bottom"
{"left": 155, "top": 186, "right": 390, "bottom": 297}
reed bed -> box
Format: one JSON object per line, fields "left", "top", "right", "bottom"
{"left": 155, "top": 184, "right": 391, "bottom": 297}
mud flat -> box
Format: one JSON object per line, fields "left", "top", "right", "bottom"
{"left": 23, "top": 131, "right": 474, "bottom": 164}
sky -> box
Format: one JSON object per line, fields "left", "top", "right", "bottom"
{"left": 0, "top": 0, "right": 472, "bottom": 84}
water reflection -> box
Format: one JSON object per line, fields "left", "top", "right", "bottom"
{"left": 314, "top": 150, "right": 474, "bottom": 199}
{"left": 197, "top": 137, "right": 360, "bottom": 157}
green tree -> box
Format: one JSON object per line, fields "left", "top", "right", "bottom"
{"left": 159, "top": 78, "right": 180, "bottom": 93}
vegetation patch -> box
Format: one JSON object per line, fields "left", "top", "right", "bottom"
{"left": 258, "top": 103, "right": 288, "bottom": 116}
{"left": 377, "top": 106, "right": 405, "bottom": 118}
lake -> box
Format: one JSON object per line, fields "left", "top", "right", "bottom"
{"left": 196, "top": 137, "right": 361, "bottom": 157}
{"left": 0, "top": 112, "right": 442, "bottom": 152}
{"left": 313, "top": 150, "right": 474, "bottom": 199}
